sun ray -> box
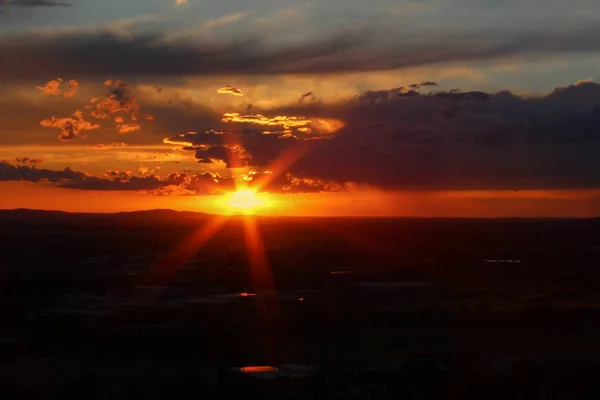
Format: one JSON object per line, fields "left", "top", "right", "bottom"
{"left": 143, "top": 215, "right": 228, "bottom": 285}
{"left": 241, "top": 215, "right": 282, "bottom": 363}
{"left": 242, "top": 216, "right": 275, "bottom": 294}
{"left": 252, "top": 142, "right": 311, "bottom": 192}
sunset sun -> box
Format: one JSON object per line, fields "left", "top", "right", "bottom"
{"left": 225, "top": 190, "right": 266, "bottom": 213}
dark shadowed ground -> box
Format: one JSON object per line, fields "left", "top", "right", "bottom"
{"left": 2, "top": 209, "right": 600, "bottom": 399}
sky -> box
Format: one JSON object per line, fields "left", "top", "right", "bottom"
{"left": 2, "top": 0, "right": 600, "bottom": 216}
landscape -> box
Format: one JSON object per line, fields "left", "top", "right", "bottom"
{"left": 2, "top": 209, "right": 600, "bottom": 398}
{"left": 3, "top": 0, "right": 600, "bottom": 398}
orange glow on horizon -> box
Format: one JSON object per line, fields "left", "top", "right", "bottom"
{"left": 219, "top": 189, "right": 273, "bottom": 214}
{"left": 228, "top": 190, "right": 262, "bottom": 210}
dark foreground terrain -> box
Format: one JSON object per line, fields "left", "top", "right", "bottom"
{"left": 2, "top": 209, "right": 600, "bottom": 399}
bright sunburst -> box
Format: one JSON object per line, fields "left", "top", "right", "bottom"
{"left": 225, "top": 190, "right": 266, "bottom": 213}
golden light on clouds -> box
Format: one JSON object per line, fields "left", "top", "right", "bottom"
{"left": 221, "top": 113, "right": 345, "bottom": 135}
{"left": 222, "top": 113, "right": 310, "bottom": 128}
{"left": 162, "top": 135, "right": 195, "bottom": 147}
{"left": 117, "top": 123, "right": 141, "bottom": 133}
{"left": 309, "top": 118, "right": 346, "bottom": 135}
{"left": 217, "top": 85, "right": 244, "bottom": 96}
{"left": 40, "top": 111, "right": 100, "bottom": 142}
{"left": 38, "top": 78, "right": 154, "bottom": 141}
{"left": 37, "top": 78, "right": 78, "bottom": 98}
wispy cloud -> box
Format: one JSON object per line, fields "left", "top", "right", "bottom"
{"left": 201, "top": 12, "right": 249, "bottom": 30}
{"left": 0, "top": 0, "right": 71, "bottom": 7}
{"left": 4, "top": 22, "right": 600, "bottom": 82}
{"left": 217, "top": 85, "right": 243, "bottom": 96}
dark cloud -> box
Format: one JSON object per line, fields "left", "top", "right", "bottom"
{"left": 3, "top": 25, "right": 600, "bottom": 81}
{"left": 8, "top": 80, "right": 600, "bottom": 194}
{"left": 192, "top": 145, "right": 249, "bottom": 169}
{"left": 15, "top": 156, "right": 43, "bottom": 166}
{"left": 0, "top": 162, "right": 332, "bottom": 194}
{"left": 0, "top": 162, "right": 86, "bottom": 183}
{"left": 299, "top": 92, "right": 315, "bottom": 103}
{"left": 164, "top": 81, "right": 600, "bottom": 192}
{"left": 104, "top": 170, "right": 131, "bottom": 181}
{"left": 289, "top": 82, "right": 600, "bottom": 191}
{"left": 0, "top": 0, "right": 71, "bottom": 7}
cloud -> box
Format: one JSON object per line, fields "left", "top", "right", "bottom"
{"left": 92, "top": 142, "right": 127, "bottom": 149}
{"left": 299, "top": 92, "right": 315, "bottom": 103}
{"left": 0, "top": 157, "right": 351, "bottom": 195}
{"left": 282, "top": 173, "right": 353, "bottom": 193}
{"left": 159, "top": 81, "right": 600, "bottom": 192}
{"left": 0, "top": 0, "right": 71, "bottom": 7}
{"left": 14, "top": 156, "right": 43, "bottom": 167}
{"left": 0, "top": 163, "right": 87, "bottom": 184}
{"left": 0, "top": 161, "right": 239, "bottom": 194}
{"left": 104, "top": 170, "right": 131, "bottom": 181}
{"left": 88, "top": 79, "right": 141, "bottom": 121}
{"left": 219, "top": 113, "right": 344, "bottom": 137}
{"left": 35, "top": 78, "right": 153, "bottom": 142}
{"left": 4, "top": 23, "right": 600, "bottom": 81}
{"left": 37, "top": 78, "right": 78, "bottom": 98}
{"left": 117, "top": 123, "right": 140, "bottom": 133}
{"left": 200, "top": 12, "right": 249, "bottom": 30}
{"left": 286, "top": 82, "right": 600, "bottom": 191}
{"left": 191, "top": 144, "right": 250, "bottom": 168}
{"left": 11, "top": 78, "right": 600, "bottom": 194}
{"left": 217, "top": 85, "right": 243, "bottom": 96}
{"left": 40, "top": 110, "right": 100, "bottom": 141}
{"left": 163, "top": 111, "right": 345, "bottom": 168}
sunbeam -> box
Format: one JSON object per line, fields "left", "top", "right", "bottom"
{"left": 143, "top": 215, "right": 228, "bottom": 285}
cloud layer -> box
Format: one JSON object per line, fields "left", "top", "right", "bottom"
{"left": 6, "top": 78, "right": 600, "bottom": 194}
{"left": 3, "top": 21, "right": 600, "bottom": 82}
{"left": 0, "top": 161, "right": 343, "bottom": 194}
{"left": 160, "top": 81, "right": 600, "bottom": 192}
{"left": 0, "top": 0, "right": 71, "bottom": 7}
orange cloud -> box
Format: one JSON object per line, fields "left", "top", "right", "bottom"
{"left": 222, "top": 113, "right": 310, "bottom": 128}
{"left": 87, "top": 81, "right": 141, "bottom": 119}
{"left": 37, "top": 78, "right": 78, "bottom": 98}
{"left": 117, "top": 123, "right": 140, "bottom": 133}
{"left": 92, "top": 142, "right": 127, "bottom": 149}
{"left": 14, "top": 157, "right": 43, "bottom": 167}
{"left": 150, "top": 185, "right": 195, "bottom": 196}
{"left": 222, "top": 113, "right": 344, "bottom": 136}
{"left": 39, "top": 78, "right": 147, "bottom": 141}
{"left": 217, "top": 85, "right": 243, "bottom": 96}
{"left": 40, "top": 110, "right": 100, "bottom": 141}
{"left": 162, "top": 132, "right": 214, "bottom": 147}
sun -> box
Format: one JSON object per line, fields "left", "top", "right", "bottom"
{"left": 225, "top": 190, "right": 266, "bottom": 213}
